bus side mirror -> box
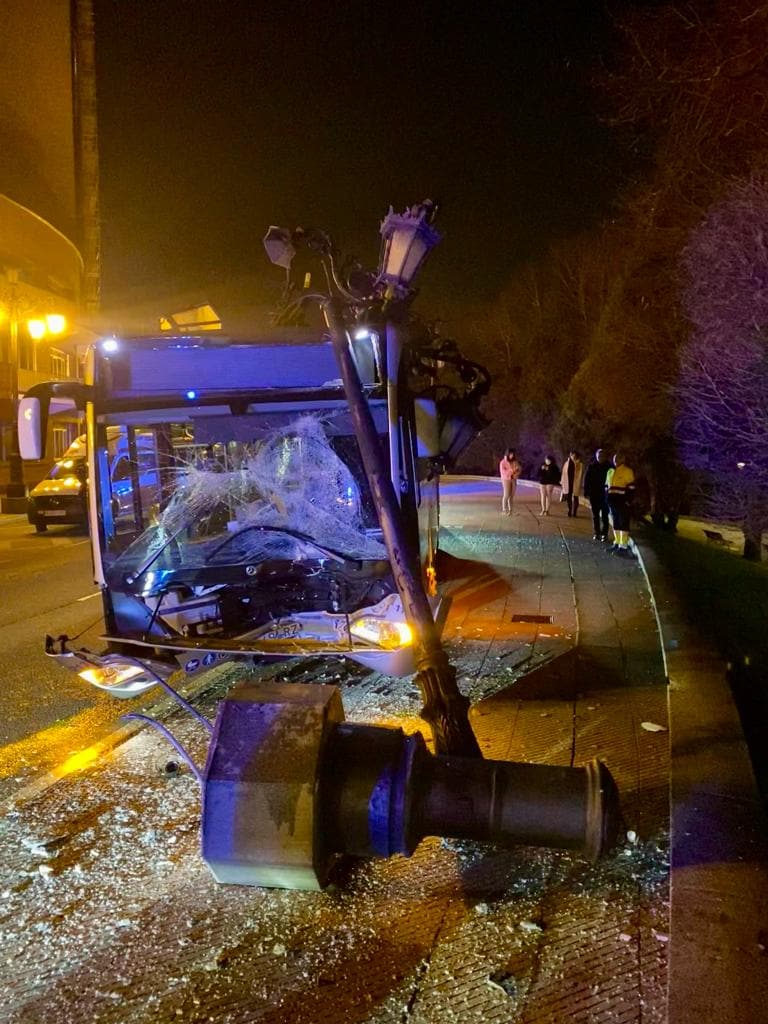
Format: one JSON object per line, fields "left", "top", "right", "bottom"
{"left": 17, "top": 381, "right": 92, "bottom": 461}
{"left": 18, "top": 396, "right": 46, "bottom": 460}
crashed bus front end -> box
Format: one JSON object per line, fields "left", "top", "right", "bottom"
{"left": 28, "top": 331, "right": 444, "bottom": 696}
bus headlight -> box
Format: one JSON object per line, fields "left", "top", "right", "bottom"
{"left": 349, "top": 618, "right": 413, "bottom": 649}
{"left": 78, "top": 659, "right": 159, "bottom": 697}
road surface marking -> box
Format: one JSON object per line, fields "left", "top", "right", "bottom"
{"left": 77, "top": 590, "right": 101, "bottom": 602}
{"left": 0, "top": 671, "right": 220, "bottom": 814}
{"left": 0, "top": 724, "right": 139, "bottom": 815}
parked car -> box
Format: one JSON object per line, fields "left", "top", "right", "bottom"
{"left": 27, "top": 437, "right": 89, "bottom": 533}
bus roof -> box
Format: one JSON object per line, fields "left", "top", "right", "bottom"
{"left": 97, "top": 332, "right": 381, "bottom": 400}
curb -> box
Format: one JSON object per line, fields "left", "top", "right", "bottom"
{"left": 634, "top": 536, "right": 768, "bottom": 1024}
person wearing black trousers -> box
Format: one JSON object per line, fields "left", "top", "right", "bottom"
{"left": 583, "top": 448, "right": 611, "bottom": 540}
{"left": 537, "top": 455, "right": 560, "bottom": 515}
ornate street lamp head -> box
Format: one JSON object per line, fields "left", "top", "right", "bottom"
{"left": 263, "top": 226, "right": 297, "bottom": 270}
{"left": 378, "top": 200, "right": 442, "bottom": 298}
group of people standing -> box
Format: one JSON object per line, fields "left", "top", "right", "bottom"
{"left": 498, "top": 447, "right": 637, "bottom": 557}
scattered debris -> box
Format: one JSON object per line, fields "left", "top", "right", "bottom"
{"left": 21, "top": 834, "right": 70, "bottom": 858}
{"left": 519, "top": 919, "right": 544, "bottom": 933}
{"left": 487, "top": 971, "right": 518, "bottom": 998}
{"left": 640, "top": 721, "right": 668, "bottom": 733}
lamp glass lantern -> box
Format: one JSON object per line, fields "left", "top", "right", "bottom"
{"left": 378, "top": 206, "right": 442, "bottom": 294}
{"left": 27, "top": 318, "right": 47, "bottom": 340}
{"left": 46, "top": 314, "right": 67, "bottom": 335}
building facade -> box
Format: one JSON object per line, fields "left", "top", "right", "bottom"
{"left": 0, "top": 0, "right": 100, "bottom": 500}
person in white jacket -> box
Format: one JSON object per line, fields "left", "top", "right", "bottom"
{"left": 560, "top": 450, "right": 584, "bottom": 518}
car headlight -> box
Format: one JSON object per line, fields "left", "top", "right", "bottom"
{"left": 349, "top": 618, "right": 413, "bottom": 649}
{"left": 78, "top": 660, "right": 158, "bottom": 697}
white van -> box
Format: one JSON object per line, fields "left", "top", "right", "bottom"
{"left": 27, "top": 428, "right": 160, "bottom": 534}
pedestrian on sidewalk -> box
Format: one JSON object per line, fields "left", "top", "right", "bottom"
{"left": 560, "top": 450, "right": 583, "bottom": 517}
{"left": 499, "top": 448, "right": 522, "bottom": 516}
{"left": 584, "top": 448, "right": 611, "bottom": 540}
{"left": 606, "top": 452, "right": 636, "bottom": 556}
{"left": 537, "top": 455, "right": 560, "bottom": 516}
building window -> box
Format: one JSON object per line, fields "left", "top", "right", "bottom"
{"left": 52, "top": 427, "right": 70, "bottom": 458}
{"left": 18, "top": 333, "right": 36, "bottom": 371}
{"left": 50, "top": 349, "right": 69, "bottom": 378}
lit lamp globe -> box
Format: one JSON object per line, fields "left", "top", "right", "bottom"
{"left": 46, "top": 314, "right": 67, "bottom": 335}
{"left": 27, "top": 318, "right": 47, "bottom": 340}
{"left": 378, "top": 201, "right": 442, "bottom": 297}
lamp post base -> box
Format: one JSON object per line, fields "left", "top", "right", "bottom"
{"left": 5, "top": 447, "right": 28, "bottom": 511}
{"left": 201, "top": 683, "right": 622, "bottom": 889}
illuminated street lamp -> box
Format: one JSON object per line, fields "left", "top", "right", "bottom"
{"left": 46, "top": 314, "right": 67, "bottom": 335}
{"left": 21, "top": 315, "right": 67, "bottom": 342}
{"left": 26, "top": 319, "right": 46, "bottom": 341}
{"left": 378, "top": 200, "right": 442, "bottom": 298}
{"left": 1, "top": 268, "right": 68, "bottom": 512}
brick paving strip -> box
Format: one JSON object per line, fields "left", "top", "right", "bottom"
{"left": 635, "top": 540, "right": 768, "bottom": 1024}
{"left": 0, "top": 480, "right": 672, "bottom": 1023}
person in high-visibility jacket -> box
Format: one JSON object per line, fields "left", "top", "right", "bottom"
{"left": 605, "top": 453, "right": 636, "bottom": 556}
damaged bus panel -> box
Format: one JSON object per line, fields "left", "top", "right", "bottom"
{"left": 20, "top": 329, "right": 484, "bottom": 695}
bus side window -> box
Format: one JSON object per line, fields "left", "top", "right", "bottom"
{"left": 111, "top": 456, "right": 131, "bottom": 481}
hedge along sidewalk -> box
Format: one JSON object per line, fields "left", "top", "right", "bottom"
{"left": 633, "top": 533, "right": 768, "bottom": 1024}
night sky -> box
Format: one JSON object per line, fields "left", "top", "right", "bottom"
{"left": 94, "top": 1, "right": 636, "bottom": 313}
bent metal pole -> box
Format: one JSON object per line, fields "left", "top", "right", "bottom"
{"left": 323, "top": 297, "right": 481, "bottom": 758}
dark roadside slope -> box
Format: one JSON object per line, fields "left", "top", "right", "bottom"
{"left": 638, "top": 523, "right": 768, "bottom": 803}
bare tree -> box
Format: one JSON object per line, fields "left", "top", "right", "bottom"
{"left": 676, "top": 173, "right": 768, "bottom": 558}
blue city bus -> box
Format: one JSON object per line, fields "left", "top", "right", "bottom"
{"left": 18, "top": 329, "right": 470, "bottom": 696}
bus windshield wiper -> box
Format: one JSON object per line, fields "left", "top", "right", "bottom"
{"left": 205, "top": 524, "right": 355, "bottom": 565}
{"left": 120, "top": 521, "right": 192, "bottom": 586}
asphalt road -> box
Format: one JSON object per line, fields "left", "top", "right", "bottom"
{"left": 0, "top": 514, "right": 115, "bottom": 784}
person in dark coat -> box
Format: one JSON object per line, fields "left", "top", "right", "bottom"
{"left": 537, "top": 455, "right": 560, "bottom": 515}
{"left": 583, "top": 448, "right": 611, "bottom": 541}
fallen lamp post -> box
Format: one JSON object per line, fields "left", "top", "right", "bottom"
{"left": 105, "top": 201, "right": 622, "bottom": 892}
{"left": 201, "top": 682, "right": 621, "bottom": 890}
{"left": 233, "top": 202, "right": 622, "bottom": 889}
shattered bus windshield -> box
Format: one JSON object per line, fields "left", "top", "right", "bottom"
{"left": 101, "top": 413, "right": 387, "bottom": 588}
